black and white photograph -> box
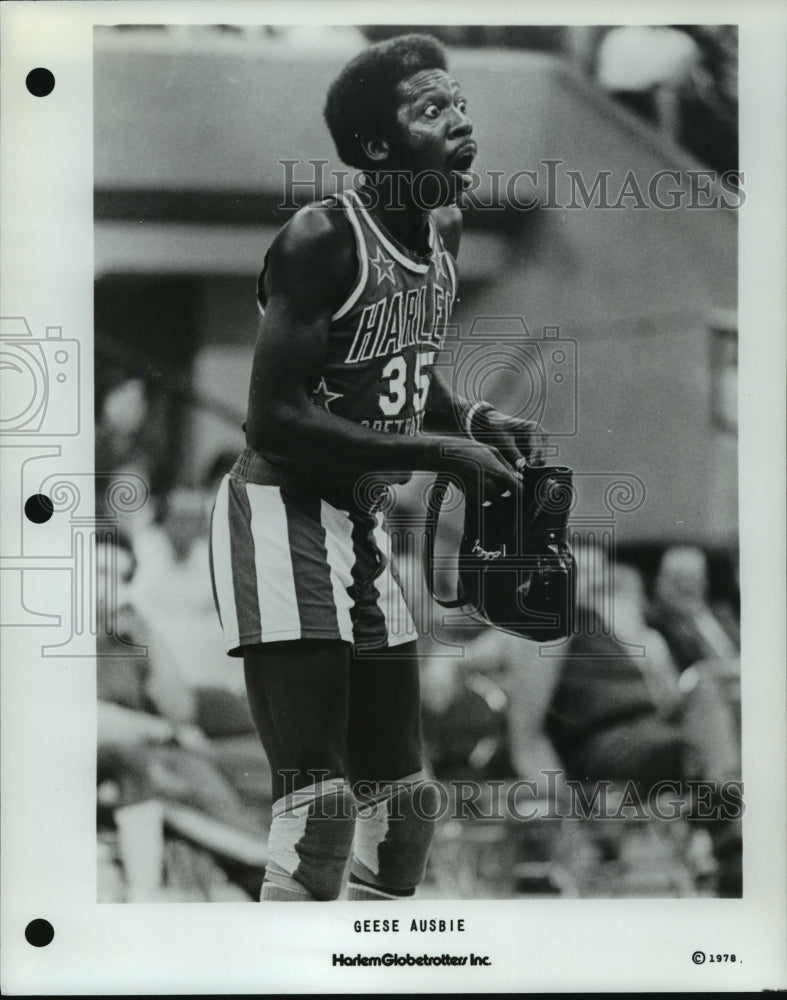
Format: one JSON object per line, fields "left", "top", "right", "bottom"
{"left": 1, "top": 1, "right": 785, "bottom": 994}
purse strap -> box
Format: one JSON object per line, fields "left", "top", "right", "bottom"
{"left": 424, "top": 474, "right": 476, "bottom": 610}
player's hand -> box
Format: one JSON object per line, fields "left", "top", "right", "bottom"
{"left": 473, "top": 408, "right": 548, "bottom": 469}
{"left": 444, "top": 438, "right": 523, "bottom": 498}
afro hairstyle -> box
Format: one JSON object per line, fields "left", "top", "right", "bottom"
{"left": 323, "top": 33, "right": 448, "bottom": 170}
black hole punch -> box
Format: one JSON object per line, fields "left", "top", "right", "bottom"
{"left": 25, "top": 918, "right": 54, "bottom": 948}
{"left": 24, "top": 494, "right": 54, "bottom": 524}
{"left": 26, "top": 68, "right": 55, "bottom": 97}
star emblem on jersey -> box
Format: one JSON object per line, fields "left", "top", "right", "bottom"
{"left": 433, "top": 248, "right": 448, "bottom": 282}
{"left": 370, "top": 247, "right": 396, "bottom": 286}
{"left": 311, "top": 377, "right": 344, "bottom": 411}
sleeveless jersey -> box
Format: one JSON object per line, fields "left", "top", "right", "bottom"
{"left": 258, "top": 188, "right": 458, "bottom": 439}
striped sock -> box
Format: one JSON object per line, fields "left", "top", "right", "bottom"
{"left": 346, "top": 875, "right": 415, "bottom": 901}
{"left": 260, "top": 875, "right": 314, "bottom": 902}
{"left": 261, "top": 778, "right": 355, "bottom": 901}
{"left": 349, "top": 770, "right": 435, "bottom": 897}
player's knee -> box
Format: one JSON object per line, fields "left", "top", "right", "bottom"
{"left": 351, "top": 772, "right": 440, "bottom": 892}
{"left": 265, "top": 777, "right": 355, "bottom": 901}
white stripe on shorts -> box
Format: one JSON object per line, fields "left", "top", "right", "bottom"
{"left": 211, "top": 476, "right": 240, "bottom": 651}
{"left": 372, "top": 517, "right": 417, "bottom": 646}
{"left": 247, "top": 483, "right": 302, "bottom": 641}
{"left": 319, "top": 501, "right": 356, "bottom": 642}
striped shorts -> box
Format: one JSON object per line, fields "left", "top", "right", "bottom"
{"left": 209, "top": 472, "right": 417, "bottom": 655}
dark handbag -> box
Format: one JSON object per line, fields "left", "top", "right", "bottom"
{"left": 425, "top": 465, "right": 576, "bottom": 641}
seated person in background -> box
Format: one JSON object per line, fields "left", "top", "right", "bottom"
{"left": 96, "top": 531, "right": 265, "bottom": 900}
{"left": 504, "top": 543, "right": 742, "bottom": 896}
{"left": 648, "top": 545, "right": 739, "bottom": 674}
{"left": 419, "top": 626, "right": 513, "bottom": 782}
{"left": 419, "top": 625, "right": 558, "bottom": 897}
{"left": 97, "top": 529, "right": 196, "bottom": 739}
{"left": 94, "top": 377, "right": 150, "bottom": 487}
{"left": 131, "top": 485, "right": 265, "bottom": 787}
{"left": 132, "top": 486, "right": 216, "bottom": 621}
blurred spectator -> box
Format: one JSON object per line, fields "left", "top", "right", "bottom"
{"left": 96, "top": 528, "right": 194, "bottom": 733}
{"left": 544, "top": 552, "right": 739, "bottom": 785}
{"left": 648, "top": 545, "right": 739, "bottom": 674}
{"left": 670, "top": 25, "right": 738, "bottom": 174}
{"left": 595, "top": 25, "right": 738, "bottom": 173}
{"left": 95, "top": 377, "right": 149, "bottom": 476}
{"left": 94, "top": 377, "right": 157, "bottom": 535}
{"left": 420, "top": 627, "right": 513, "bottom": 782}
{"left": 96, "top": 530, "right": 265, "bottom": 900}
{"left": 503, "top": 543, "right": 742, "bottom": 895}
{"left": 131, "top": 482, "right": 244, "bottom": 693}
{"left": 420, "top": 624, "right": 570, "bottom": 896}
{"left": 596, "top": 26, "right": 702, "bottom": 133}
{"left": 130, "top": 483, "right": 269, "bottom": 803}
{"left": 132, "top": 486, "right": 215, "bottom": 620}
{"left": 612, "top": 563, "right": 684, "bottom": 714}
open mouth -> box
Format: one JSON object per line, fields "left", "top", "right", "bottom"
{"left": 450, "top": 144, "right": 477, "bottom": 188}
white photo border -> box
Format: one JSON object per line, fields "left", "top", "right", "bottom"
{"left": 1, "top": 0, "right": 785, "bottom": 993}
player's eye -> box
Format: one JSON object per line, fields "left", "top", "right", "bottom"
{"left": 423, "top": 104, "right": 441, "bottom": 120}
{"left": 456, "top": 98, "right": 468, "bottom": 114}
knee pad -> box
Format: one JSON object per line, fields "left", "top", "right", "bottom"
{"left": 264, "top": 777, "right": 355, "bottom": 901}
{"left": 350, "top": 772, "right": 440, "bottom": 892}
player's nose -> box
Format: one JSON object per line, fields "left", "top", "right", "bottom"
{"left": 448, "top": 106, "right": 473, "bottom": 137}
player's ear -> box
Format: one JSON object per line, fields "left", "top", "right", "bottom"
{"left": 360, "top": 135, "right": 390, "bottom": 164}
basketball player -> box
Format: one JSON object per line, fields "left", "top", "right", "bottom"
{"left": 210, "top": 34, "right": 546, "bottom": 902}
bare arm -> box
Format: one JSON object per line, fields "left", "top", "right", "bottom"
{"left": 245, "top": 204, "right": 521, "bottom": 491}
{"left": 97, "top": 701, "right": 173, "bottom": 746}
